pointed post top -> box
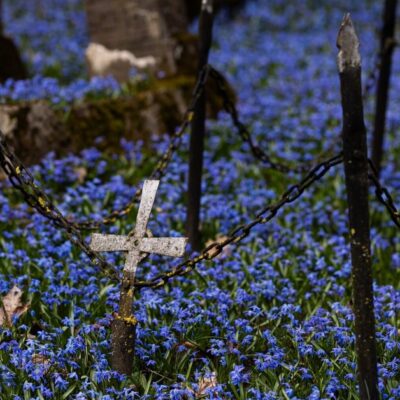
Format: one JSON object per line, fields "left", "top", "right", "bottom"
{"left": 337, "top": 13, "right": 361, "bottom": 73}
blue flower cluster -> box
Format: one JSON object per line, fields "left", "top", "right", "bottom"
{"left": 3, "top": 0, "right": 87, "bottom": 81}
{"left": 1, "top": 0, "right": 123, "bottom": 103}
{"left": 0, "top": 0, "right": 399, "bottom": 399}
{"left": 0, "top": 76, "right": 120, "bottom": 104}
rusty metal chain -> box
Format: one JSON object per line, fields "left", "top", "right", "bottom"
{"left": 0, "top": 125, "right": 343, "bottom": 289}
{"left": 0, "top": 66, "right": 211, "bottom": 280}
{"left": 134, "top": 153, "right": 343, "bottom": 289}
{"left": 0, "top": 134, "right": 119, "bottom": 281}
{"left": 209, "top": 67, "right": 339, "bottom": 174}
{"left": 72, "top": 64, "right": 210, "bottom": 230}
{"left": 368, "top": 159, "right": 400, "bottom": 229}
{"left": 0, "top": 66, "right": 210, "bottom": 232}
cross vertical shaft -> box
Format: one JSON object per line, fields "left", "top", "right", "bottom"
{"left": 118, "top": 181, "right": 160, "bottom": 337}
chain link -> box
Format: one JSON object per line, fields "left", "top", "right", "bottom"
{"left": 2, "top": 57, "right": 399, "bottom": 294}
{"left": 73, "top": 65, "right": 210, "bottom": 230}
{"left": 0, "top": 135, "right": 120, "bottom": 281}
{"left": 0, "top": 66, "right": 211, "bottom": 280}
{"left": 0, "top": 66, "right": 209, "bottom": 232}
{"left": 0, "top": 127, "right": 343, "bottom": 289}
{"left": 6, "top": 59, "right": 400, "bottom": 291}
{"left": 368, "top": 159, "right": 400, "bottom": 229}
{"left": 134, "top": 153, "right": 343, "bottom": 289}
{"left": 209, "top": 67, "right": 339, "bottom": 174}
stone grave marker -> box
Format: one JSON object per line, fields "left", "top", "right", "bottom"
{"left": 85, "top": 0, "right": 188, "bottom": 75}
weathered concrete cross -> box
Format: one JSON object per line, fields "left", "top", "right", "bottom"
{"left": 89, "top": 180, "right": 187, "bottom": 278}
{"left": 89, "top": 180, "right": 187, "bottom": 375}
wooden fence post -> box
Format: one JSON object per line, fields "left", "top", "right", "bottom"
{"left": 337, "top": 15, "right": 379, "bottom": 400}
{"left": 371, "top": 0, "right": 398, "bottom": 177}
{"left": 186, "top": 0, "right": 214, "bottom": 251}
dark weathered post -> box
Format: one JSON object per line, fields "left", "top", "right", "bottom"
{"left": 187, "top": 0, "right": 214, "bottom": 250}
{"left": 337, "top": 15, "right": 379, "bottom": 400}
{"left": 110, "top": 271, "right": 137, "bottom": 375}
{"left": 371, "top": 0, "right": 398, "bottom": 177}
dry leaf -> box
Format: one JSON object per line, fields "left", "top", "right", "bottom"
{"left": 0, "top": 111, "right": 17, "bottom": 136}
{"left": 32, "top": 354, "right": 50, "bottom": 366}
{"left": 74, "top": 167, "right": 88, "bottom": 184}
{"left": 180, "top": 341, "right": 196, "bottom": 349}
{"left": 195, "top": 373, "right": 218, "bottom": 398}
{"left": 32, "top": 353, "right": 51, "bottom": 375}
{"left": 0, "top": 285, "right": 29, "bottom": 327}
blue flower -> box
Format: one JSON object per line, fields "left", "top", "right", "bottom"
{"left": 229, "top": 364, "right": 250, "bottom": 386}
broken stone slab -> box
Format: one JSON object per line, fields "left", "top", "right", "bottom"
{"left": 85, "top": 0, "right": 188, "bottom": 75}
{"left": 0, "top": 75, "right": 233, "bottom": 166}
{"left": 85, "top": 43, "right": 156, "bottom": 83}
{"left": 0, "top": 89, "right": 184, "bottom": 166}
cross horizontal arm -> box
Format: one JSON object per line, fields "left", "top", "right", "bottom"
{"left": 139, "top": 237, "right": 187, "bottom": 257}
{"left": 90, "top": 234, "right": 187, "bottom": 257}
{"left": 90, "top": 234, "right": 130, "bottom": 252}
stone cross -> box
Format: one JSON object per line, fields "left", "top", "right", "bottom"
{"left": 90, "top": 180, "right": 187, "bottom": 279}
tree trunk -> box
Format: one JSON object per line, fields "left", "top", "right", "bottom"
{"left": 185, "top": 0, "right": 246, "bottom": 20}
{"left": 371, "top": 0, "right": 398, "bottom": 177}
{"left": 0, "top": 0, "right": 27, "bottom": 83}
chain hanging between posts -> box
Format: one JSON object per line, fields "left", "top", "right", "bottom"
{"left": 0, "top": 124, "right": 343, "bottom": 289}
{"left": 0, "top": 136, "right": 119, "bottom": 281}
{"left": 0, "top": 123, "right": 343, "bottom": 288}
{"left": 368, "top": 159, "right": 400, "bottom": 228}
{"left": 73, "top": 64, "right": 211, "bottom": 230}
{"left": 134, "top": 153, "right": 343, "bottom": 289}
{"left": 0, "top": 64, "right": 210, "bottom": 232}
{"left": 0, "top": 66, "right": 211, "bottom": 279}
{"left": 209, "top": 67, "right": 339, "bottom": 174}
{"left": 0, "top": 66, "right": 210, "bottom": 279}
